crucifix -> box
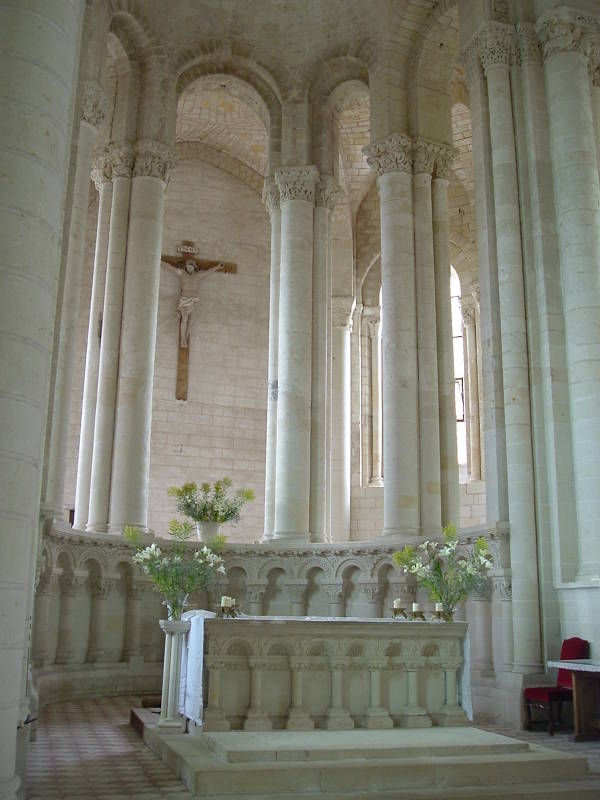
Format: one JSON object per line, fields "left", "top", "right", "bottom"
{"left": 162, "top": 241, "right": 237, "bottom": 401}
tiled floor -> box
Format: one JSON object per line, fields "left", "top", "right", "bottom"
{"left": 26, "top": 696, "right": 600, "bottom": 799}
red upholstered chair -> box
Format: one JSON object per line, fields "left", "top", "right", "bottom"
{"left": 524, "top": 636, "right": 589, "bottom": 734}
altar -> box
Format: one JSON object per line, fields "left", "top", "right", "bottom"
{"left": 177, "top": 614, "right": 471, "bottom": 732}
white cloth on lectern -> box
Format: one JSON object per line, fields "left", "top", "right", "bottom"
{"left": 179, "top": 609, "right": 215, "bottom": 725}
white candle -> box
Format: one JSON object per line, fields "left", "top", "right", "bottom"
{"left": 221, "top": 596, "right": 231, "bottom": 608}
{"left": 412, "top": 602, "right": 420, "bottom": 612}
{"left": 393, "top": 599, "right": 402, "bottom": 609}
{"left": 435, "top": 603, "right": 443, "bottom": 612}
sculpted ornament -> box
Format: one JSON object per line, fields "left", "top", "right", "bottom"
{"left": 134, "top": 139, "right": 177, "bottom": 184}
{"left": 91, "top": 150, "right": 112, "bottom": 191}
{"left": 80, "top": 81, "right": 107, "bottom": 128}
{"left": 363, "top": 132, "right": 412, "bottom": 176}
{"left": 262, "top": 178, "right": 280, "bottom": 216}
{"left": 106, "top": 142, "right": 135, "bottom": 179}
{"left": 275, "top": 166, "right": 319, "bottom": 204}
{"left": 362, "top": 305, "right": 381, "bottom": 339}
{"left": 478, "top": 23, "right": 513, "bottom": 73}
{"left": 331, "top": 297, "right": 355, "bottom": 330}
{"left": 434, "top": 146, "right": 456, "bottom": 180}
{"left": 316, "top": 176, "right": 345, "bottom": 210}
{"left": 515, "top": 24, "right": 542, "bottom": 66}
{"left": 412, "top": 140, "right": 437, "bottom": 175}
{"left": 460, "top": 295, "right": 476, "bottom": 327}
{"left": 535, "top": 8, "right": 600, "bottom": 62}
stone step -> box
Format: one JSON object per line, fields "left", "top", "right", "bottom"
{"left": 205, "top": 728, "right": 530, "bottom": 763}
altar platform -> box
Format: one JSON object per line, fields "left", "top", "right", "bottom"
{"left": 132, "top": 708, "right": 600, "bottom": 799}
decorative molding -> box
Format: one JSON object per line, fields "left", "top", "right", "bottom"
{"left": 492, "top": 576, "right": 512, "bottom": 602}
{"left": 362, "top": 305, "right": 381, "bottom": 338}
{"left": 133, "top": 139, "right": 177, "bottom": 184}
{"left": 478, "top": 22, "right": 513, "bottom": 73}
{"left": 262, "top": 177, "right": 280, "bottom": 216}
{"left": 315, "top": 175, "right": 345, "bottom": 210}
{"left": 536, "top": 8, "right": 600, "bottom": 64}
{"left": 332, "top": 296, "right": 355, "bottom": 330}
{"left": 515, "top": 23, "right": 542, "bottom": 66}
{"left": 434, "top": 145, "right": 456, "bottom": 180}
{"left": 105, "top": 141, "right": 135, "bottom": 179}
{"left": 460, "top": 295, "right": 476, "bottom": 327}
{"left": 363, "top": 132, "right": 413, "bottom": 176}
{"left": 461, "top": 39, "right": 483, "bottom": 86}
{"left": 90, "top": 150, "right": 112, "bottom": 191}
{"left": 275, "top": 166, "right": 319, "bottom": 204}
{"left": 80, "top": 81, "right": 107, "bottom": 128}
{"left": 412, "top": 139, "right": 437, "bottom": 175}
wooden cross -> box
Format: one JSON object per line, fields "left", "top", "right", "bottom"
{"left": 162, "top": 242, "right": 237, "bottom": 401}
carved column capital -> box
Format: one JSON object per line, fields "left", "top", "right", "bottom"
{"left": 362, "top": 304, "right": 381, "bottom": 338}
{"left": 478, "top": 22, "right": 513, "bottom": 73}
{"left": 363, "top": 132, "right": 413, "bottom": 176}
{"left": 245, "top": 584, "right": 267, "bottom": 604}
{"left": 434, "top": 145, "right": 456, "bottom": 180}
{"left": 133, "top": 139, "right": 177, "bottom": 184}
{"left": 491, "top": 574, "right": 512, "bottom": 602}
{"left": 91, "top": 578, "right": 117, "bottom": 599}
{"left": 359, "top": 581, "right": 381, "bottom": 603}
{"left": 35, "top": 572, "right": 59, "bottom": 596}
{"left": 80, "top": 80, "right": 107, "bottom": 128}
{"left": 91, "top": 149, "right": 112, "bottom": 191}
{"left": 60, "top": 573, "right": 87, "bottom": 598}
{"left": 315, "top": 175, "right": 345, "bottom": 210}
{"left": 461, "top": 39, "right": 484, "bottom": 86}
{"left": 332, "top": 296, "right": 355, "bottom": 330}
{"left": 412, "top": 139, "right": 437, "bottom": 175}
{"left": 262, "top": 177, "right": 280, "bottom": 216}
{"left": 105, "top": 141, "right": 135, "bottom": 179}
{"left": 536, "top": 9, "right": 600, "bottom": 63}
{"left": 515, "top": 23, "right": 542, "bottom": 66}
{"left": 286, "top": 582, "right": 307, "bottom": 603}
{"left": 129, "top": 580, "right": 151, "bottom": 600}
{"left": 275, "top": 166, "right": 319, "bottom": 204}
{"left": 460, "top": 294, "right": 477, "bottom": 327}
{"left": 322, "top": 583, "right": 344, "bottom": 603}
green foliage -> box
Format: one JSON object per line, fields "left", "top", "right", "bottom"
{"left": 393, "top": 522, "right": 493, "bottom": 614}
{"left": 167, "top": 477, "right": 255, "bottom": 524}
{"left": 124, "top": 525, "right": 141, "bottom": 545}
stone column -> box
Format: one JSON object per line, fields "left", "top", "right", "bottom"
{"left": 272, "top": 166, "right": 319, "bottom": 543}
{"left": 358, "top": 581, "right": 381, "bottom": 618}
{"left": 109, "top": 140, "right": 176, "bottom": 532}
{"left": 461, "top": 294, "right": 481, "bottom": 480}
{"left": 87, "top": 143, "right": 134, "bottom": 530}
{"left": 286, "top": 658, "right": 314, "bottom": 729}
{"left": 244, "top": 657, "right": 272, "bottom": 731}
{"left": 55, "top": 574, "right": 87, "bottom": 665}
{"left": 331, "top": 297, "right": 354, "bottom": 542}
{"left": 323, "top": 582, "right": 345, "bottom": 617}
{"left": 310, "top": 178, "right": 341, "bottom": 543}
{"left": 364, "top": 134, "right": 419, "bottom": 538}
{"left": 434, "top": 659, "right": 467, "bottom": 726}
{"left": 432, "top": 148, "right": 460, "bottom": 527}
{"left": 365, "top": 659, "right": 394, "bottom": 728}
{"left": 479, "top": 24, "right": 542, "bottom": 672}
{"left": 31, "top": 574, "right": 58, "bottom": 667}
{"left": 44, "top": 83, "right": 106, "bottom": 520}
{"left": 125, "top": 580, "right": 148, "bottom": 662}
{"left": 466, "top": 581, "right": 494, "bottom": 676}
{"left": 537, "top": 13, "right": 600, "bottom": 578}
{"left": 0, "top": 2, "right": 84, "bottom": 793}
{"left": 399, "top": 661, "right": 432, "bottom": 727}
{"left": 73, "top": 153, "right": 113, "bottom": 528}
{"left": 158, "top": 619, "right": 190, "bottom": 732}
{"left": 362, "top": 306, "right": 383, "bottom": 486}
{"left": 324, "top": 659, "right": 354, "bottom": 729}
{"left": 286, "top": 582, "right": 307, "bottom": 616}
{"left": 262, "top": 178, "right": 280, "bottom": 540}
{"left": 413, "top": 140, "right": 442, "bottom": 533}
{"left": 491, "top": 573, "right": 514, "bottom": 673}
{"left": 203, "top": 657, "right": 230, "bottom": 731}
{"left": 245, "top": 584, "right": 266, "bottom": 616}
{"left": 86, "top": 578, "right": 116, "bottom": 662}
{"left": 462, "top": 39, "right": 509, "bottom": 525}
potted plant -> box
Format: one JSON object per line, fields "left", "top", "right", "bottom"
{"left": 393, "top": 523, "right": 493, "bottom": 620}
{"left": 126, "top": 521, "right": 226, "bottom": 620}
{"left": 167, "top": 477, "right": 254, "bottom": 542}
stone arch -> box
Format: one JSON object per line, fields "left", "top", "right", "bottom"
{"left": 304, "top": 639, "right": 330, "bottom": 657}
{"left": 421, "top": 642, "right": 440, "bottom": 658}
{"left": 175, "top": 46, "right": 283, "bottom": 171}
{"left": 266, "top": 640, "right": 293, "bottom": 656}
{"left": 408, "top": 0, "right": 459, "bottom": 142}
{"left": 224, "top": 637, "right": 253, "bottom": 656}
{"left": 334, "top": 557, "right": 367, "bottom": 580}
{"left": 75, "top": 546, "right": 108, "bottom": 575}
{"left": 297, "top": 557, "right": 333, "bottom": 581}
{"left": 257, "top": 559, "right": 293, "bottom": 582}
{"left": 223, "top": 557, "right": 254, "bottom": 582}
{"left": 371, "top": 557, "right": 396, "bottom": 580}
{"left": 55, "top": 546, "right": 77, "bottom": 575}
{"left": 309, "top": 56, "right": 370, "bottom": 175}
{"left": 346, "top": 641, "right": 365, "bottom": 657}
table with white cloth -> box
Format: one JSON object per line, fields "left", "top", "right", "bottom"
{"left": 179, "top": 613, "right": 471, "bottom": 731}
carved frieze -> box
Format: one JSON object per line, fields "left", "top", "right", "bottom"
{"left": 275, "top": 166, "right": 319, "bottom": 204}
{"left": 262, "top": 177, "right": 280, "bottom": 216}
{"left": 515, "top": 23, "right": 542, "bottom": 66}
{"left": 478, "top": 23, "right": 513, "bottom": 73}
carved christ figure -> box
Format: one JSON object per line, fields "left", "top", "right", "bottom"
{"left": 177, "top": 295, "right": 199, "bottom": 347}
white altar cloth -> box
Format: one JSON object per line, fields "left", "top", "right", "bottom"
{"left": 179, "top": 613, "right": 472, "bottom": 726}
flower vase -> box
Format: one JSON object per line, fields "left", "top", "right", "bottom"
{"left": 164, "top": 593, "right": 189, "bottom": 621}
{"left": 196, "top": 521, "right": 221, "bottom": 543}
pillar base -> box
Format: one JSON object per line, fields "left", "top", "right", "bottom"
{"left": 244, "top": 710, "right": 272, "bottom": 731}
{"left": 156, "top": 717, "right": 186, "bottom": 733}
{"left": 202, "top": 709, "right": 230, "bottom": 731}
{"left": 364, "top": 707, "right": 394, "bottom": 729}
{"left": 398, "top": 708, "right": 432, "bottom": 728}
{"left": 286, "top": 708, "right": 314, "bottom": 730}
{"left": 430, "top": 706, "right": 468, "bottom": 726}
{"left": 323, "top": 707, "right": 354, "bottom": 730}
{"left": 271, "top": 531, "right": 311, "bottom": 545}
